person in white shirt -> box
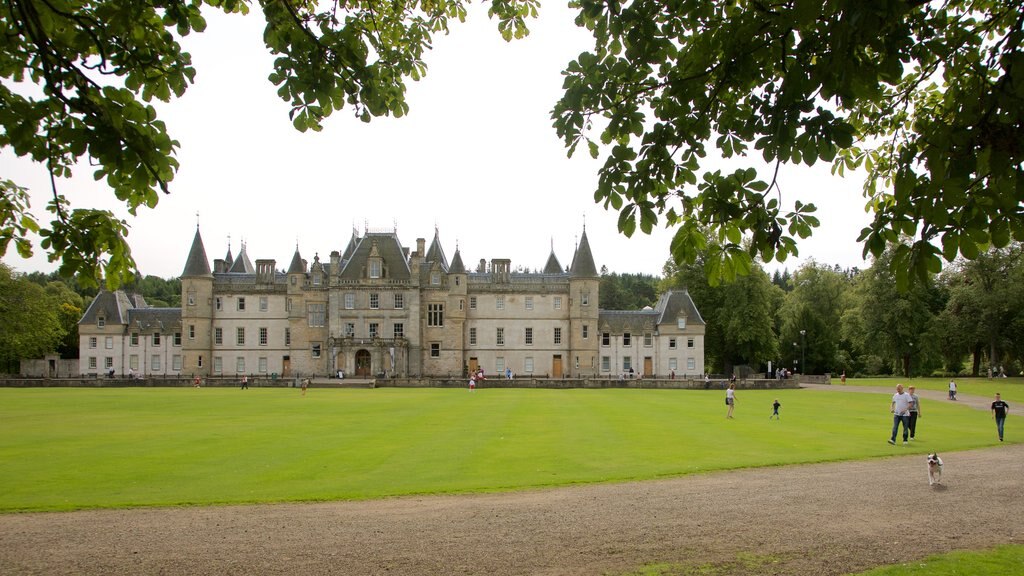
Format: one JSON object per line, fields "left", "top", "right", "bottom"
{"left": 889, "top": 384, "right": 912, "bottom": 445}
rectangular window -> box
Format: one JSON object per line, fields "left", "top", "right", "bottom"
{"left": 431, "top": 272, "right": 441, "bottom": 285}
{"left": 189, "top": 325, "right": 195, "bottom": 340}
{"left": 259, "top": 327, "right": 268, "bottom": 346}
{"left": 198, "top": 356, "right": 203, "bottom": 368}
{"left": 88, "top": 357, "right": 97, "bottom": 369}
{"left": 151, "top": 355, "right": 161, "bottom": 371}
{"left": 236, "top": 327, "right": 245, "bottom": 346}
{"left": 581, "top": 291, "right": 590, "bottom": 306}
{"left": 286, "top": 298, "right": 292, "bottom": 313}
{"left": 285, "top": 328, "right": 291, "bottom": 346}
{"left": 470, "top": 296, "right": 477, "bottom": 309}
{"left": 496, "top": 327, "right": 505, "bottom": 346}
{"left": 370, "top": 293, "right": 379, "bottom": 309}
{"left": 174, "top": 332, "right": 182, "bottom": 346}
{"left": 215, "top": 328, "right": 223, "bottom": 345}
{"left": 669, "top": 358, "right": 678, "bottom": 371}
{"left": 687, "top": 337, "right": 695, "bottom": 348}
{"left": 259, "top": 296, "right": 268, "bottom": 312}
{"left": 369, "top": 323, "right": 378, "bottom": 338}
{"left": 623, "top": 356, "right": 632, "bottom": 371}
{"left": 97, "top": 316, "right": 105, "bottom": 328}
{"left": 430, "top": 343, "right": 440, "bottom": 357}
{"left": 130, "top": 333, "right": 139, "bottom": 346}
{"left": 236, "top": 357, "right": 245, "bottom": 373}
{"left": 89, "top": 337, "right": 97, "bottom": 349}
{"left": 311, "top": 343, "right": 321, "bottom": 358}
{"left": 525, "top": 327, "right": 533, "bottom": 346}
{"left": 496, "top": 296, "right": 504, "bottom": 310}
{"left": 215, "top": 297, "right": 223, "bottom": 311}
{"left": 554, "top": 327, "right": 562, "bottom": 345}
{"left": 345, "top": 323, "right": 355, "bottom": 337}
{"left": 623, "top": 333, "right": 632, "bottom": 346}
{"left": 669, "top": 337, "right": 677, "bottom": 349}
{"left": 687, "top": 357, "right": 696, "bottom": 370}
{"left": 129, "top": 355, "right": 139, "bottom": 370}
{"left": 214, "top": 356, "right": 223, "bottom": 374}
{"left": 345, "top": 293, "right": 355, "bottom": 309}
{"left": 602, "top": 332, "right": 610, "bottom": 346}
{"left": 172, "top": 355, "right": 182, "bottom": 371}
{"left": 237, "top": 297, "right": 246, "bottom": 311}
{"left": 394, "top": 293, "right": 404, "bottom": 309}
{"left": 369, "top": 259, "right": 382, "bottom": 278}
{"left": 678, "top": 317, "right": 687, "bottom": 329}
{"left": 524, "top": 357, "right": 534, "bottom": 374}
{"left": 187, "top": 291, "right": 195, "bottom": 306}
{"left": 428, "top": 303, "right": 444, "bottom": 327}
{"left": 104, "top": 357, "right": 113, "bottom": 369}
{"left": 469, "top": 327, "right": 477, "bottom": 346}
{"left": 307, "top": 303, "right": 326, "bottom": 327}
{"left": 600, "top": 356, "right": 609, "bottom": 372}
{"left": 496, "top": 357, "right": 505, "bottom": 375}
{"left": 393, "top": 323, "right": 404, "bottom": 338}
{"left": 105, "top": 336, "right": 113, "bottom": 349}
{"left": 152, "top": 333, "right": 161, "bottom": 346}
{"left": 644, "top": 333, "right": 653, "bottom": 347}
{"left": 525, "top": 296, "right": 534, "bottom": 310}
{"left": 582, "top": 325, "right": 589, "bottom": 339}
{"left": 554, "top": 296, "right": 562, "bottom": 310}
{"left": 259, "top": 357, "right": 268, "bottom": 373}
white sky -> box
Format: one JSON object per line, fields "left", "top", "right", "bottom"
{"left": 1, "top": 3, "right": 873, "bottom": 280}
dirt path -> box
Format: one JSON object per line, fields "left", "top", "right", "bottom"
{"left": 1, "top": 393, "right": 1020, "bottom": 576}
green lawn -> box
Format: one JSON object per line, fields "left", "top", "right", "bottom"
{"left": 0, "top": 386, "right": 1011, "bottom": 512}
{"left": 837, "top": 376, "right": 1024, "bottom": 404}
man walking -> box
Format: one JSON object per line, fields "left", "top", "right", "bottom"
{"left": 889, "top": 384, "right": 912, "bottom": 445}
{"left": 992, "top": 393, "right": 1010, "bottom": 442}
{"left": 907, "top": 385, "right": 922, "bottom": 440}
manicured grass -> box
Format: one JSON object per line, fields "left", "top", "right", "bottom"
{"left": 0, "top": 386, "right": 1011, "bottom": 512}
{"left": 850, "top": 544, "right": 1024, "bottom": 575}
{"left": 837, "top": 377, "right": 1024, "bottom": 403}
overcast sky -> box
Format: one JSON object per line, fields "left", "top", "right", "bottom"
{"left": 1, "top": 3, "right": 873, "bottom": 280}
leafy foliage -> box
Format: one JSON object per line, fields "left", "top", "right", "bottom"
{"left": 0, "top": 263, "right": 66, "bottom": 371}
{"left": 598, "top": 270, "right": 658, "bottom": 310}
{"left": 0, "top": 0, "right": 538, "bottom": 288}
{"left": 554, "top": 0, "right": 1024, "bottom": 283}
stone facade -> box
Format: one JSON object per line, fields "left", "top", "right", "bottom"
{"left": 78, "top": 226, "right": 705, "bottom": 380}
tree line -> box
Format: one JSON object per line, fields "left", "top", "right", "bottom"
{"left": 603, "top": 242, "right": 1024, "bottom": 378}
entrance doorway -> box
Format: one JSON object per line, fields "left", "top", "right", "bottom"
{"left": 552, "top": 355, "right": 563, "bottom": 378}
{"left": 355, "top": 349, "right": 372, "bottom": 377}
{"left": 643, "top": 356, "right": 653, "bottom": 377}
{"left": 282, "top": 356, "right": 291, "bottom": 377}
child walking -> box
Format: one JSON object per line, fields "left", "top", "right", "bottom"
{"left": 770, "top": 399, "right": 781, "bottom": 420}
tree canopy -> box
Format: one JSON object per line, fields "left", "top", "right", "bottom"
{"left": 2, "top": 0, "right": 1020, "bottom": 288}
{"left": 554, "top": 0, "right": 1024, "bottom": 288}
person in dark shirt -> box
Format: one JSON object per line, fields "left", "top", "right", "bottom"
{"left": 770, "top": 399, "right": 781, "bottom": 420}
{"left": 991, "top": 393, "right": 1010, "bottom": 442}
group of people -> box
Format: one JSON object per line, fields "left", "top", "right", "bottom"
{"left": 890, "top": 383, "right": 1010, "bottom": 444}
{"left": 469, "top": 367, "right": 486, "bottom": 391}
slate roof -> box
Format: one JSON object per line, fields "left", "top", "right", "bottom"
{"left": 449, "top": 249, "right": 466, "bottom": 274}
{"left": 569, "top": 229, "right": 598, "bottom": 278}
{"left": 543, "top": 249, "right": 563, "bottom": 274}
{"left": 127, "top": 307, "right": 182, "bottom": 331}
{"left": 79, "top": 290, "right": 136, "bottom": 325}
{"left": 228, "top": 243, "right": 255, "bottom": 274}
{"left": 338, "top": 232, "right": 412, "bottom": 281}
{"left": 181, "top": 227, "right": 212, "bottom": 277}
{"left": 287, "top": 247, "right": 305, "bottom": 274}
{"left": 654, "top": 290, "right": 705, "bottom": 326}
{"left": 423, "top": 229, "right": 449, "bottom": 272}
{"left": 598, "top": 290, "right": 705, "bottom": 331}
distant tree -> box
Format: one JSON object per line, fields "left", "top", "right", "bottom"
{"left": 778, "top": 262, "right": 854, "bottom": 374}
{"left": 44, "top": 281, "right": 84, "bottom": 358}
{"left": 0, "top": 263, "right": 65, "bottom": 372}
{"left": 553, "top": 0, "right": 1024, "bottom": 285}
{"left": 599, "top": 272, "right": 658, "bottom": 310}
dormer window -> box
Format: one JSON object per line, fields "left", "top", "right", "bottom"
{"left": 678, "top": 316, "right": 687, "bottom": 329}
{"left": 431, "top": 272, "right": 441, "bottom": 285}
{"left": 369, "top": 258, "right": 382, "bottom": 279}
{"left": 97, "top": 316, "right": 105, "bottom": 328}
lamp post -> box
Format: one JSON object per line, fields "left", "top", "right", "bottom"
{"left": 800, "top": 330, "right": 806, "bottom": 374}
{"left": 793, "top": 342, "right": 798, "bottom": 373}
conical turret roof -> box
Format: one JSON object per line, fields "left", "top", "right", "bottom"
{"left": 569, "top": 228, "right": 598, "bottom": 277}
{"left": 182, "top": 227, "right": 212, "bottom": 277}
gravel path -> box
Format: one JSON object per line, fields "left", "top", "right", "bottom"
{"left": 1, "top": 389, "right": 1020, "bottom": 576}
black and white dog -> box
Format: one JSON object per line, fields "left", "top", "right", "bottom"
{"left": 927, "top": 453, "right": 943, "bottom": 485}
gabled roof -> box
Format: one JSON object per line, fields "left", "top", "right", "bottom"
{"left": 569, "top": 228, "right": 598, "bottom": 278}
{"left": 79, "top": 290, "right": 137, "bottom": 326}
{"left": 654, "top": 290, "right": 706, "bottom": 326}
{"left": 449, "top": 249, "right": 466, "bottom": 274}
{"left": 181, "top": 227, "right": 212, "bottom": 277}
{"left": 338, "top": 232, "right": 412, "bottom": 280}
{"left": 127, "top": 307, "right": 182, "bottom": 332}
{"left": 543, "top": 249, "right": 563, "bottom": 274}
{"left": 341, "top": 230, "right": 359, "bottom": 262}
{"left": 228, "top": 243, "right": 255, "bottom": 274}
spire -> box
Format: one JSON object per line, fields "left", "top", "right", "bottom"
{"left": 182, "top": 226, "right": 212, "bottom": 278}
{"left": 543, "top": 247, "right": 563, "bottom": 274}
{"left": 569, "top": 228, "right": 598, "bottom": 278}
{"left": 424, "top": 228, "right": 449, "bottom": 271}
{"left": 449, "top": 247, "right": 466, "bottom": 274}
{"left": 228, "top": 240, "right": 255, "bottom": 273}
{"left": 288, "top": 244, "right": 305, "bottom": 274}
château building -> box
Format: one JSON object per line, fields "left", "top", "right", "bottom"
{"left": 78, "top": 226, "right": 705, "bottom": 380}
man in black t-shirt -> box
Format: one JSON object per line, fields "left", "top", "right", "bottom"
{"left": 991, "top": 393, "right": 1010, "bottom": 442}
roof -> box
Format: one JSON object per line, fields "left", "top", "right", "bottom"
{"left": 127, "top": 307, "right": 182, "bottom": 331}
{"left": 79, "top": 290, "right": 136, "bottom": 325}
{"left": 569, "top": 229, "right": 598, "bottom": 278}
{"left": 181, "top": 227, "right": 212, "bottom": 277}
{"left": 287, "top": 247, "right": 305, "bottom": 274}
{"left": 543, "top": 250, "right": 563, "bottom": 274}
{"left": 423, "top": 229, "right": 449, "bottom": 272}
{"left": 228, "top": 243, "right": 255, "bottom": 274}
{"left": 654, "top": 290, "right": 706, "bottom": 326}
{"left": 597, "top": 290, "right": 705, "bottom": 332}
{"left": 338, "top": 232, "right": 412, "bottom": 281}
{"left": 449, "top": 249, "right": 466, "bottom": 274}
